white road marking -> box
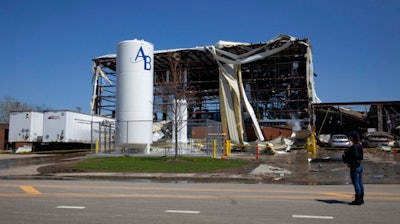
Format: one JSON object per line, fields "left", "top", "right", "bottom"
{"left": 165, "top": 210, "right": 200, "bottom": 214}
{"left": 56, "top": 206, "right": 86, "bottom": 210}
{"left": 292, "top": 214, "right": 333, "bottom": 219}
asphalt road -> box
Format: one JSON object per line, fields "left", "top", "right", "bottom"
{"left": 1, "top": 180, "right": 399, "bottom": 224}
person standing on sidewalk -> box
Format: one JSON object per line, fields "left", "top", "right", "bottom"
{"left": 342, "top": 132, "right": 364, "bottom": 205}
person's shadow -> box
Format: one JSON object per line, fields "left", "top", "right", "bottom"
{"left": 315, "top": 199, "right": 348, "bottom": 204}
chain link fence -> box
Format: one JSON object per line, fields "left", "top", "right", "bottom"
{"left": 91, "top": 120, "right": 115, "bottom": 153}
{"left": 91, "top": 119, "right": 227, "bottom": 156}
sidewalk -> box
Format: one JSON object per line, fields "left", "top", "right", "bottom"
{"left": 0, "top": 153, "right": 53, "bottom": 177}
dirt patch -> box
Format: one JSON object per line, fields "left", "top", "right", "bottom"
{"left": 37, "top": 160, "right": 83, "bottom": 175}
{"left": 260, "top": 148, "right": 400, "bottom": 184}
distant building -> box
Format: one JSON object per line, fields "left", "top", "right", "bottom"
{"left": 0, "top": 123, "right": 9, "bottom": 151}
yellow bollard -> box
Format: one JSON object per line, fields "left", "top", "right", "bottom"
{"left": 311, "top": 133, "right": 317, "bottom": 154}
{"left": 95, "top": 139, "right": 99, "bottom": 154}
{"left": 213, "top": 139, "right": 217, "bottom": 158}
{"left": 307, "top": 133, "right": 317, "bottom": 155}
{"left": 226, "top": 140, "right": 231, "bottom": 156}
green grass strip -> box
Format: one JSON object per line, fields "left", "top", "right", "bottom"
{"left": 76, "top": 156, "right": 248, "bottom": 173}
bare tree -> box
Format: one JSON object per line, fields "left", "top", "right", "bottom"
{"left": 0, "top": 96, "right": 30, "bottom": 123}
{"left": 154, "top": 52, "right": 197, "bottom": 159}
{"left": 0, "top": 96, "right": 51, "bottom": 123}
{"left": 75, "top": 106, "right": 82, "bottom": 113}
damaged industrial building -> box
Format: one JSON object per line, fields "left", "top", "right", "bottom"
{"left": 90, "top": 34, "right": 400, "bottom": 150}
{"left": 313, "top": 102, "right": 400, "bottom": 147}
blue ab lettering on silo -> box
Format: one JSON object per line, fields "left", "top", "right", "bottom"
{"left": 134, "top": 46, "right": 152, "bottom": 70}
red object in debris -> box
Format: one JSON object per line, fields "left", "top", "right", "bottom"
{"left": 221, "top": 155, "right": 228, "bottom": 160}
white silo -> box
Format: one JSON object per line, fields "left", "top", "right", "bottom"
{"left": 116, "top": 39, "right": 154, "bottom": 152}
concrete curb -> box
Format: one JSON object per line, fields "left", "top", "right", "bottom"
{"left": 44, "top": 172, "right": 269, "bottom": 183}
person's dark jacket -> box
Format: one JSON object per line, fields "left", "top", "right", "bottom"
{"left": 343, "top": 143, "right": 363, "bottom": 170}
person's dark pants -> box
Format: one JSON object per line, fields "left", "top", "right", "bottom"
{"left": 350, "top": 165, "right": 364, "bottom": 195}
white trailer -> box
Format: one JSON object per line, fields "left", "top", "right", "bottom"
{"left": 42, "top": 110, "right": 114, "bottom": 144}
{"left": 8, "top": 111, "right": 44, "bottom": 143}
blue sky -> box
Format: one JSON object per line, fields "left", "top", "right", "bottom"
{"left": 1, "top": 0, "right": 399, "bottom": 114}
